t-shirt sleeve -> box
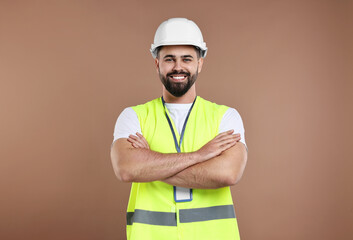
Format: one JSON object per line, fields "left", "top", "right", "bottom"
{"left": 113, "top": 107, "right": 142, "bottom": 143}
{"left": 219, "top": 108, "right": 247, "bottom": 149}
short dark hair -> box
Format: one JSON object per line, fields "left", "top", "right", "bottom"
{"left": 156, "top": 46, "right": 201, "bottom": 59}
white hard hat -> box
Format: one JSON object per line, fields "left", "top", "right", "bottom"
{"left": 150, "top": 18, "right": 208, "bottom": 58}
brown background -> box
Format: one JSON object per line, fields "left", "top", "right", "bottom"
{"left": 1, "top": 0, "right": 352, "bottom": 239}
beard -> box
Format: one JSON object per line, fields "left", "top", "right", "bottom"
{"left": 159, "top": 68, "right": 198, "bottom": 97}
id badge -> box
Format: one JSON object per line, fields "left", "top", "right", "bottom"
{"left": 174, "top": 186, "right": 193, "bottom": 202}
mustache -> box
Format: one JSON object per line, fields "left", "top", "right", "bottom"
{"left": 166, "top": 70, "right": 190, "bottom": 77}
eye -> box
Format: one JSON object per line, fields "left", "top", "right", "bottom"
{"left": 165, "top": 58, "right": 174, "bottom": 62}
{"left": 183, "top": 58, "right": 192, "bottom": 62}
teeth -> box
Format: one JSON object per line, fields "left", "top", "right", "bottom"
{"left": 172, "top": 76, "right": 185, "bottom": 79}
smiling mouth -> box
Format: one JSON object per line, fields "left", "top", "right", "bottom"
{"left": 169, "top": 75, "right": 187, "bottom": 82}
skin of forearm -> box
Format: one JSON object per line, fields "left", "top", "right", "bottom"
{"left": 111, "top": 139, "right": 204, "bottom": 182}
{"left": 163, "top": 162, "right": 224, "bottom": 189}
{"left": 163, "top": 143, "right": 248, "bottom": 189}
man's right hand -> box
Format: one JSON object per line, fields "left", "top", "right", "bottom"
{"left": 196, "top": 130, "right": 241, "bottom": 161}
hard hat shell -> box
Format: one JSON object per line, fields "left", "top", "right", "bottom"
{"left": 150, "top": 18, "right": 208, "bottom": 58}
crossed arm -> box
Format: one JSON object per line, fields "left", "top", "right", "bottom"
{"left": 110, "top": 130, "right": 248, "bottom": 189}
{"left": 162, "top": 143, "right": 247, "bottom": 189}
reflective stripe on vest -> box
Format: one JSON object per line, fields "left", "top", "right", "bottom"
{"left": 179, "top": 205, "right": 236, "bottom": 223}
{"left": 127, "top": 209, "right": 177, "bottom": 226}
{"left": 127, "top": 205, "right": 235, "bottom": 226}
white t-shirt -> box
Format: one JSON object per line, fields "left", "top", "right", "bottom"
{"left": 113, "top": 103, "right": 246, "bottom": 147}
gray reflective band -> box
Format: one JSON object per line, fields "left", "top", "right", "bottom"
{"left": 127, "top": 205, "right": 235, "bottom": 226}
{"left": 179, "top": 205, "right": 236, "bottom": 223}
{"left": 127, "top": 209, "right": 177, "bottom": 226}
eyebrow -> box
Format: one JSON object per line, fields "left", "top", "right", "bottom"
{"left": 163, "top": 54, "right": 194, "bottom": 59}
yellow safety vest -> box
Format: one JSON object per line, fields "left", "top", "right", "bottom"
{"left": 127, "top": 96, "right": 240, "bottom": 240}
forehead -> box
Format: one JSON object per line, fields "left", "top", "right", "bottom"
{"left": 159, "top": 45, "right": 197, "bottom": 57}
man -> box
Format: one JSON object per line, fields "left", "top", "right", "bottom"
{"left": 111, "top": 18, "right": 248, "bottom": 240}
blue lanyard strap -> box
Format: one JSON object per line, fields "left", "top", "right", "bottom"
{"left": 161, "top": 96, "right": 197, "bottom": 153}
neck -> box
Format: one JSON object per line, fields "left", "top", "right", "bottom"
{"left": 162, "top": 85, "right": 196, "bottom": 103}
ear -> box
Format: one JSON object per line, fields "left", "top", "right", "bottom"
{"left": 155, "top": 58, "right": 160, "bottom": 73}
{"left": 197, "top": 57, "right": 204, "bottom": 73}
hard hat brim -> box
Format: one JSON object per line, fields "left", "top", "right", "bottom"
{"left": 150, "top": 42, "right": 207, "bottom": 58}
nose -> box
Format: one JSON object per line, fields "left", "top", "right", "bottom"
{"left": 173, "top": 59, "right": 183, "bottom": 71}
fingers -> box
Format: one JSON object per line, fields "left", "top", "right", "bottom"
{"left": 136, "top": 132, "right": 150, "bottom": 149}
{"left": 131, "top": 142, "right": 142, "bottom": 148}
{"left": 219, "top": 139, "right": 238, "bottom": 152}
{"left": 215, "top": 129, "right": 234, "bottom": 139}
{"left": 234, "top": 134, "right": 241, "bottom": 142}
{"left": 136, "top": 132, "right": 144, "bottom": 139}
{"left": 128, "top": 133, "right": 150, "bottom": 149}
{"left": 128, "top": 135, "right": 145, "bottom": 148}
{"left": 214, "top": 132, "right": 241, "bottom": 143}
{"left": 128, "top": 134, "right": 144, "bottom": 148}
{"left": 218, "top": 136, "right": 239, "bottom": 147}
{"left": 216, "top": 133, "right": 241, "bottom": 152}
{"left": 197, "top": 131, "right": 242, "bottom": 161}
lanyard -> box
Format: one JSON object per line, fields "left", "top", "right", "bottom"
{"left": 161, "top": 96, "right": 197, "bottom": 153}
